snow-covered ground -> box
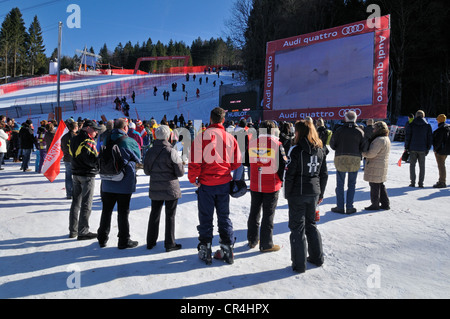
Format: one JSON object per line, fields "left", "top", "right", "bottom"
{"left": 0, "top": 72, "right": 449, "bottom": 299}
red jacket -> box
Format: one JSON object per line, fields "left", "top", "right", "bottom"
{"left": 249, "top": 134, "right": 286, "bottom": 193}
{"left": 188, "top": 123, "right": 241, "bottom": 186}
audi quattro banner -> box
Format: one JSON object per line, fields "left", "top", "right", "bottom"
{"left": 263, "top": 15, "right": 390, "bottom": 121}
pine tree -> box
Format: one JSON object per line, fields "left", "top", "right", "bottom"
{"left": 8, "top": 8, "right": 27, "bottom": 78}
{"left": 99, "top": 43, "right": 110, "bottom": 67}
{"left": 0, "top": 10, "right": 13, "bottom": 83}
{"left": 27, "top": 15, "right": 45, "bottom": 75}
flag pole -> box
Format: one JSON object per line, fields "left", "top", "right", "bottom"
{"left": 56, "top": 22, "right": 63, "bottom": 120}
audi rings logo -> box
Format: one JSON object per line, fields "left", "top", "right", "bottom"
{"left": 342, "top": 24, "right": 365, "bottom": 35}
{"left": 339, "top": 108, "right": 362, "bottom": 118}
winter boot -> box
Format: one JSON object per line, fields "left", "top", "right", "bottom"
{"left": 198, "top": 242, "right": 212, "bottom": 265}
{"left": 214, "top": 243, "right": 234, "bottom": 265}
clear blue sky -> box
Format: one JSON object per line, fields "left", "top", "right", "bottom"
{"left": 0, "top": 0, "right": 235, "bottom": 57}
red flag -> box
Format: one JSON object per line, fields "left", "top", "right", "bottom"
{"left": 42, "top": 120, "right": 69, "bottom": 182}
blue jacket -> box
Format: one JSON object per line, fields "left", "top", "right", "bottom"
{"left": 405, "top": 117, "right": 432, "bottom": 152}
{"left": 101, "top": 129, "right": 141, "bottom": 194}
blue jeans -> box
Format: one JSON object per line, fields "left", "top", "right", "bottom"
{"left": 197, "top": 182, "right": 233, "bottom": 245}
{"left": 38, "top": 150, "right": 47, "bottom": 173}
{"left": 65, "top": 161, "right": 73, "bottom": 197}
{"left": 335, "top": 170, "right": 358, "bottom": 210}
{"left": 20, "top": 149, "right": 32, "bottom": 171}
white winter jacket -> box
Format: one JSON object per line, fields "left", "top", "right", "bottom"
{"left": 0, "top": 129, "right": 8, "bottom": 153}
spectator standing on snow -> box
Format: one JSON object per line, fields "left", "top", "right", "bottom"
{"left": 329, "top": 111, "right": 365, "bottom": 214}
{"left": 0, "top": 123, "right": 8, "bottom": 170}
{"left": 247, "top": 120, "right": 286, "bottom": 252}
{"left": 233, "top": 119, "right": 251, "bottom": 181}
{"left": 188, "top": 107, "right": 241, "bottom": 265}
{"left": 284, "top": 120, "right": 328, "bottom": 274}
{"left": 61, "top": 120, "right": 78, "bottom": 199}
{"left": 279, "top": 122, "right": 294, "bottom": 153}
{"left": 68, "top": 120, "right": 101, "bottom": 240}
{"left": 432, "top": 114, "right": 450, "bottom": 188}
{"left": 364, "top": 119, "right": 374, "bottom": 140}
{"left": 36, "top": 121, "right": 47, "bottom": 173}
{"left": 405, "top": 110, "right": 432, "bottom": 188}
{"left": 144, "top": 125, "right": 185, "bottom": 252}
{"left": 97, "top": 118, "right": 141, "bottom": 249}
{"left": 44, "top": 122, "right": 56, "bottom": 153}
{"left": 315, "top": 118, "right": 332, "bottom": 156}
{"left": 362, "top": 121, "right": 391, "bottom": 210}
{"left": 179, "top": 114, "right": 185, "bottom": 127}
{"left": 18, "top": 120, "right": 35, "bottom": 172}
{"left": 128, "top": 122, "right": 143, "bottom": 152}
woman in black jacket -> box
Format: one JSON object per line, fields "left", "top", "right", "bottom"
{"left": 144, "top": 125, "right": 185, "bottom": 252}
{"left": 285, "top": 120, "right": 328, "bottom": 273}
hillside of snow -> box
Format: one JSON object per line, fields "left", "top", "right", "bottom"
{"left": 0, "top": 72, "right": 449, "bottom": 299}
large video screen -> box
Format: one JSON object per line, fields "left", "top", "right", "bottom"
{"left": 222, "top": 91, "right": 258, "bottom": 111}
{"left": 263, "top": 16, "right": 390, "bottom": 121}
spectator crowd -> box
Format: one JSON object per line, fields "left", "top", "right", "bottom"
{"left": 0, "top": 108, "right": 448, "bottom": 273}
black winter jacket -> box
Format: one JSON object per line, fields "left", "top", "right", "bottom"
{"left": 61, "top": 131, "right": 77, "bottom": 162}
{"left": 69, "top": 130, "right": 99, "bottom": 177}
{"left": 432, "top": 123, "right": 450, "bottom": 155}
{"left": 19, "top": 125, "right": 35, "bottom": 149}
{"left": 284, "top": 138, "right": 328, "bottom": 200}
{"left": 405, "top": 117, "right": 432, "bottom": 152}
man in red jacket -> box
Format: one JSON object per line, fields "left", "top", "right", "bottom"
{"left": 188, "top": 107, "right": 241, "bottom": 264}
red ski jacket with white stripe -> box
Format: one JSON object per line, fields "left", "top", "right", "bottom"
{"left": 249, "top": 134, "right": 286, "bottom": 193}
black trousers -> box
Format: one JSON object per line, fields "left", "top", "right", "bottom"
{"left": 288, "top": 195, "right": 323, "bottom": 272}
{"left": 247, "top": 190, "right": 279, "bottom": 250}
{"left": 97, "top": 191, "right": 132, "bottom": 246}
{"left": 147, "top": 199, "right": 178, "bottom": 248}
{"left": 369, "top": 182, "right": 390, "bottom": 207}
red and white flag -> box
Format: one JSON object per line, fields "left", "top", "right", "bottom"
{"left": 42, "top": 120, "right": 69, "bottom": 182}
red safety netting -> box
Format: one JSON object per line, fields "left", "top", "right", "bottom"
{"left": 0, "top": 74, "right": 98, "bottom": 96}
{"left": 98, "top": 69, "right": 148, "bottom": 75}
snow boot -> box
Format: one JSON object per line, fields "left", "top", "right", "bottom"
{"left": 198, "top": 242, "right": 212, "bottom": 265}
{"left": 214, "top": 243, "right": 234, "bottom": 265}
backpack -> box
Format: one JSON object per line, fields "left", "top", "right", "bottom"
{"left": 98, "top": 136, "right": 127, "bottom": 181}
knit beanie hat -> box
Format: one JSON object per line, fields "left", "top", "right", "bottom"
{"left": 437, "top": 114, "right": 447, "bottom": 123}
